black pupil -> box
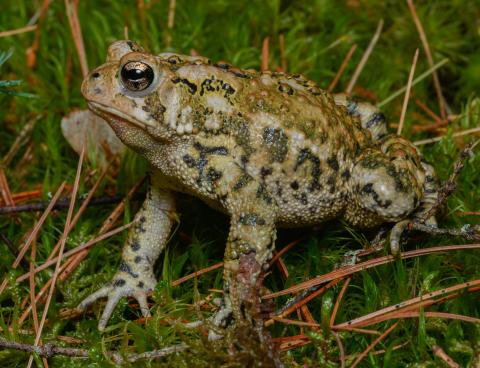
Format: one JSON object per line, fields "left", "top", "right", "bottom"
{"left": 127, "top": 68, "right": 144, "bottom": 80}
{"left": 121, "top": 62, "right": 154, "bottom": 90}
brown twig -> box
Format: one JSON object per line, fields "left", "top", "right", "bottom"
{"left": 335, "top": 310, "right": 480, "bottom": 332}
{"left": 333, "top": 326, "right": 381, "bottom": 335}
{"left": 261, "top": 37, "right": 269, "bottom": 72}
{"left": 171, "top": 262, "right": 223, "bottom": 287}
{"left": 27, "top": 149, "right": 84, "bottom": 368}
{"left": 262, "top": 243, "right": 480, "bottom": 298}
{"left": 16, "top": 222, "right": 133, "bottom": 284}
{"left": 28, "top": 240, "right": 39, "bottom": 333}
{"left": 60, "top": 176, "right": 146, "bottom": 281}
{"left": 27, "top": 239, "right": 49, "bottom": 367}
{"left": 328, "top": 44, "right": 357, "bottom": 92}
{"left": 272, "top": 334, "right": 310, "bottom": 352}
{"left": 164, "top": 0, "right": 176, "bottom": 48}
{"left": 271, "top": 316, "right": 320, "bottom": 328}
{"left": 0, "top": 337, "right": 188, "bottom": 364}
{"left": 0, "top": 25, "right": 37, "bottom": 38}
{"left": 330, "top": 277, "right": 351, "bottom": 327}
{"left": 0, "top": 169, "right": 15, "bottom": 207}
{"left": 331, "top": 331, "right": 346, "bottom": 368}
{"left": 278, "top": 34, "right": 287, "bottom": 72}
{"left": 345, "top": 19, "right": 383, "bottom": 95}
{"left": 350, "top": 322, "right": 399, "bottom": 368}
{"left": 397, "top": 48, "right": 419, "bottom": 136}
{"left": 264, "top": 279, "right": 342, "bottom": 326}
{"left": 8, "top": 189, "right": 43, "bottom": 205}
{"left": 377, "top": 58, "right": 449, "bottom": 108}
{"left": 0, "top": 194, "right": 137, "bottom": 215}
{"left": 269, "top": 238, "right": 303, "bottom": 266}
{"left": 415, "top": 99, "right": 443, "bottom": 124}
{"left": 10, "top": 182, "right": 66, "bottom": 270}
{"left": 19, "top": 261, "right": 71, "bottom": 326}
{"left": 407, "top": 0, "right": 447, "bottom": 120}
{"left": 2, "top": 116, "right": 40, "bottom": 167}
{"left": 334, "top": 279, "right": 480, "bottom": 329}
{"left": 45, "top": 162, "right": 110, "bottom": 265}
{"left": 413, "top": 127, "right": 480, "bottom": 145}
{"left": 0, "top": 233, "right": 28, "bottom": 268}
{"left": 392, "top": 311, "right": 480, "bottom": 324}
{"left": 432, "top": 345, "right": 460, "bottom": 368}
{"left": 64, "top": 0, "right": 88, "bottom": 77}
{"left": 457, "top": 211, "right": 480, "bottom": 216}
{"left": 26, "top": 0, "right": 50, "bottom": 69}
{"left": 410, "top": 119, "right": 449, "bottom": 134}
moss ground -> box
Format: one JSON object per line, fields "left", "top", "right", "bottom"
{"left": 0, "top": 1, "right": 479, "bottom": 366}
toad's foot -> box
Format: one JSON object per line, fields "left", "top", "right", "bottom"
{"left": 78, "top": 272, "right": 156, "bottom": 331}
{"left": 207, "top": 303, "right": 232, "bottom": 340}
{"left": 390, "top": 216, "right": 438, "bottom": 256}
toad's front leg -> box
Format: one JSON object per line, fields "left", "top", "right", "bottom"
{"left": 78, "top": 173, "right": 176, "bottom": 330}
{"left": 217, "top": 179, "right": 278, "bottom": 328}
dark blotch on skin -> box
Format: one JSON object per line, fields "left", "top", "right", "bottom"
{"left": 183, "top": 154, "right": 197, "bottom": 168}
{"left": 193, "top": 142, "right": 229, "bottom": 156}
{"left": 263, "top": 127, "right": 289, "bottom": 163}
{"left": 341, "top": 169, "right": 351, "bottom": 180}
{"left": 172, "top": 77, "right": 197, "bottom": 94}
{"left": 144, "top": 93, "right": 166, "bottom": 121}
{"left": 294, "top": 192, "right": 308, "bottom": 205}
{"left": 365, "top": 112, "right": 385, "bottom": 128}
{"left": 327, "top": 156, "right": 339, "bottom": 171}
{"left": 278, "top": 83, "right": 294, "bottom": 95}
{"left": 239, "top": 213, "right": 266, "bottom": 226}
{"left": 189, "top": 142, "right": 229, "bottom": 186}
{"left": 130, "top": 241, "right": 141, "bottom": 251}
{"left": 199, "top": 77, "right": 235, "bottom": 101}
{"left": 295, "top": 148, "right": 322, "bottom": 191}
{"left": 233, "top": 174, "right": 252, "bottom": 191}
{"left": 231, "top": 69, "right": 250, "bottom": 78}
{"left": 113, "top": 279, "right": 126, "bottom": 287}
{"left": 120, "top": 261, "right": 139, "bottom": 278}
{"left": 136, "top": 216, "right": 146, "bottom": 233}
{"left": 290, "top": 181, "right": 299, "bottom": 190}
{"left": 134, "top": 256, "right": 142, "bottom": 263}
{"left": 361, "top": 183, "right": 393, "bottom": 209}
{"left": 260, "top": 167, "right": 272, "bottom": 179}
{"left": 386, "top": 165, "right": 408, "bottom": 193}
{"left": 137, "top": 281, "right": 144, "bottom": 288}
{"left": 256, "top": 184, "right": 273, "bottom": 204}
{"left": 215, "top": 61, "right": 231, "bottom": 70}
{"left": 205, "top": 167, "right": 223, "bottom": 192}
{"left": 167, "top": 55, "right": 183, "bottom": 64}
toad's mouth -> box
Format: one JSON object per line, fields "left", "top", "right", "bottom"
{"left": 87, "top": 101, "right": 155, "bottom": 130}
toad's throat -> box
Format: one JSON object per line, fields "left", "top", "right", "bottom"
{"left": 87, "top": 101, "right": 154, "bottom": 130}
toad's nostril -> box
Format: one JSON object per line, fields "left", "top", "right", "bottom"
{"left": 91, "top": 72, "right": 100, "bottom": 79}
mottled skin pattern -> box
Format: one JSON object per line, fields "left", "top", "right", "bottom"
{"left": 79, "top": 41, "right": 439, "bottom": 331}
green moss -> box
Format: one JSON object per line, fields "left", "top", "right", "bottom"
{"left": 0, "top": 1, "right": 479, "bottom": 367}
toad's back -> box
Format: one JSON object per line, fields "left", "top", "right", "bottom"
{"left": 156, "top": 54, "right": 375, "bottom": 225}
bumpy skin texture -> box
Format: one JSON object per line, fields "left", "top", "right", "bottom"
{"left": 79, "top": 40, "right": 438, "bottom": 331}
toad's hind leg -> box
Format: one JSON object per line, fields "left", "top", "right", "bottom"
{"left": 349, "top": 135, "right": 439, "bottom": 254}
{"left": 334, "top": 94, "right": 388, "bottom": 141}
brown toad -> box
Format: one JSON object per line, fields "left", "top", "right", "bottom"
{"left": 79, "top": 40, "right": 438, "bottom": 331}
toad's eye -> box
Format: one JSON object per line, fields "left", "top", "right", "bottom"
{"left": 120, "top": 61, "right": 154, "bottom": 91}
